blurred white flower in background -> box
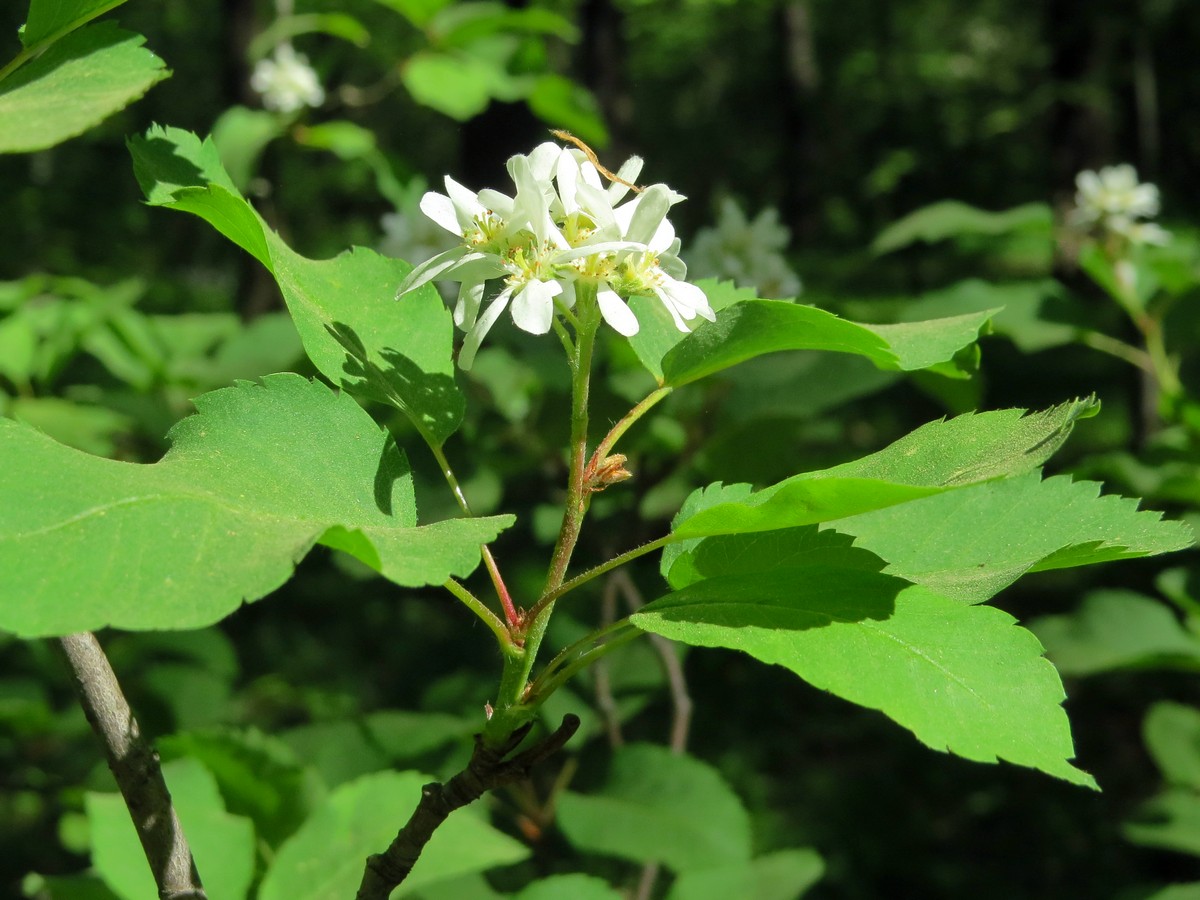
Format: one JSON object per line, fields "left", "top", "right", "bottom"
{"left": 251, "top": 45, "right": 325, "bottom": 114}
{"left": 685, "top": 197, "right": 802, "bottom": 299}
{"left": 1070, "top": 164, "right": 1169, "bottom": 246}
{"left": 397, "top": 140, "right": 715, "bottom": 369}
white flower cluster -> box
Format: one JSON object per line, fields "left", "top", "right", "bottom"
{"left": 1071, "top": 164, "right": 1169, "bottom": 246}
{"left": 686, "top": 198, "right": 802, "bottom": 299}
{"left": 396, "top": 141, "right": 715, "bottom": 369}
{"left": 250, "top": 45, "right": 325, "bottom": 114}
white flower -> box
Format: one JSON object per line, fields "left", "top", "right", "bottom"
{"left": 250, "top": 45, "right": 324, "bottom": 113}
{"left": 1070, "top": 164, "right": 1168, "bottom": 246}
{"left": 397, "top": 140, "right": 716, "bottom": 369}
{"left": 686, "top": 198, "right": 802, "bottom": 299}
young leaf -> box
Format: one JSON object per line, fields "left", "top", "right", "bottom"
{"left": 0, "top": 24, "right": 168, "bottom": 154}
{"left": 257, "top": 770, "right": 529, "bottom": 900}
{"left": 88, "top": 758, "right": 256, "bottom": 900}
{"left": 670, "top": 399, "right": 1097, "bottom": 539}
{"left": 0, "top": 374, "right": 511, "bottom": 636}
{"left": 20, "top": 0, "right": 130, "bottom": 49}
{"left": 830, "top": 472, "right": 1195, "bottom": 604}
{"left": 127, "top": 126, "right": 464, "bottom": 447}
{"left": 555, "top": 743, "right": 753, "bottom": 872}
{"left": 1032, "top": 592, "right": 1200, "bottom": 676}
{"left": 666, "top": 849, "right": 825, "bottom": 900}
{"left": 630, "top": 570, "right": 1095, "bottom": 787}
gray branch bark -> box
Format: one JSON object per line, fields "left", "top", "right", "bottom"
{"left": 356, "top": 715, "right": 580, "bottom": 900}
{"left": 58, "top": 632, "right": 206, "bottom": 900}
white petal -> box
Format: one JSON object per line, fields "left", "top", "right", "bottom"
{"left": 662, "top": 276, "right": 715, "bottom": 321}
{"left": 647, "top": 217, "right": 676, "bottom": 254}
{"left": 556, "top": 152, "right": 580, "bottom": 212}
{"left": 651, "top": 287, "right": 690, "bottom": 332}
{"left": 579, "top": 160, "right": 604, "bottom": 190}
{"left": 597, "top": 288, "right": 640, "bottom": 336}
{"left": 396, "top": 245, "right": 470, "bottom": 296}
{"left": 510, "top": 280, "right": 562, "bottom": 335}
{"left": 605, "top": 155, "right": 644, "bottom": 203}
{"left": 419, "top": 192, "right": 462, "bottom": 235}
{"left": 459, "top": 289, "right": 511, "bottom": 370}
{"left": 575, "top": 183, "right": 617, "bottom": 229}
{"left": 553, "top": 240, "right": 646, "bottom": 262}
{"left": 476, "top": 188, "right": 514, "bottom": 218}
{"left": 454, "top": 280, "right": 485, "bottom": 330}
{"left": 527, "top": 142, "right": 564, "bottom": 182}
{"left": 444, "top": 176, "right": 485, "bottom": 226}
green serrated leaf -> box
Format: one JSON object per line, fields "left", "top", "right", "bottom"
{"left": 653, "top": 299, "right": 993, "bottom": 388}
{"left": 88, "top": 758, "right": 256, "bottom": 900}
{"left": 20, "top": 0, "right": 128, "bottom": 48}
{"left": 671, "top": 400, "right": 1097, "bottom": 539}
{"left": 665, "top": 849, "right": 825, "bottom": 900}
{"left": 1032, "top": 591, "right": 1200, "bottom": 676}
{"left": 0, "top": 23, "right": 168, "bottom": 153}
{"left": 556, "top": 743, "right": 752, "bottom": 871}
{"left": 631, "top": 572, "right": 1095, "bottom": 787}
{"left": 830, "top": 472, "right": 1194, "bottom": 604}
{"left": 127, "top": 126, "right": 464, "bottom": 446}
{"left": 258, "top": 770, "right": 529, "bottom": 900}
{"left": 0, "top": 374, "right": 511, "bottom": 636}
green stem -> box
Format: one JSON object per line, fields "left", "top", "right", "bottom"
{"left": 431, "top": 442, "right": 519, "bottom": 629}
{"left": 590, "top": 386, "right": 673, "bottom": 467}
{"left": 1077, "top": 330, "right": 1154, "bottom": 373}
{"left": 1140, "top": 315, "right": 1183, "bottom": 403}
{"left": 443, "top": 579, "right": 511, "bottom": 648}
{"left": 528, "top": 621, "right": 640, "bottom": 702}
{"left": 525, "top": 534, "right": 673, "bottom": 622}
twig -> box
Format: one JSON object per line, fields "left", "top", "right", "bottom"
{"left": 356, "top": 715, "right": 581, "bottom": 900}
{"left": 57, "top": 633, "right": 206, "bottom": 900}
{"left": 593, "top": 573, "right": 625, "bottom": 749}
{"left": 613, "top": 570, "right": 693, "bottom": 753}
{"left": 612, "top": 571, "right": 693, "bottom": 900}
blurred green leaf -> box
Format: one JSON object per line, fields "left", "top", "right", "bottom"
{"left": 0, "top": 375, "right": 512, "bottom": 636}
{"left": 556, "top": 744, "right": 753, "bottom": 871}
{"left": 1033, "top": 591, "right": 1200, "bottom": 675}
{"left": 401, "top": 50, "right": 516, "bottom": 120}
{"left": 211, "top": 105, "right": 283, "bottom": 190}
{"left": 632, "top": 574, "right": 1095, "bottom": 787}
{"left": 872, "top": 201, "right": 1053, "bottom": 255}
{"left": 258, "top": 770, "right": 529, "bottom": 899}
{"left": 160, "top": 727, "right": 321, "bottom": 846}
{"left": 1126, "top": 789, "right": 1200, "bottom": 857}
{"left": 666, "top": 849, "right": 825, "bottom": 900}
{"left": 87, "top": 758, "right": 256, "bottom": 900}
{"left": 247, "top": 13, "right": 370, "bottom": 60}
{"left": 1144, "top": 703, "right": 1200, "bottom": 791}
{"left": 513, "top": 874, "right": 622, "bottom": 900}
{"left": 527, "top": 74, "right": 609, "bottom": 148}
{"left": 0, "top": 24, "right": 168, "bottom": 153}
{"left": 7, "top": 397, "right": 133, "bottom": 456}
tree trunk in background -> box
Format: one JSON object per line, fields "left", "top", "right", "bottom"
{"left": 1044, "top": 0, "right": 1116, "bottom": 203}
{"left": 579, "top": 0, "right": 633, "bottom": 158}
{"left": 777, "top": 0, "right": 820, "bottom": 240}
